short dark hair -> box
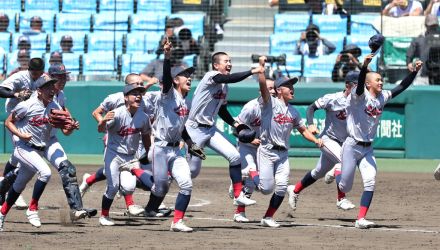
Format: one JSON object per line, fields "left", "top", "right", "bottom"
{"left": 211, "top": 52, "right": 228, "bottom": 70}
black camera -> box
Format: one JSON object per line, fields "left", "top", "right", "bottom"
{"left": 340, "top": 53, "right": 350, "bottom": 63}
{"left": 306, "top": 30, "right": 318, "bottom": 41}
{"left": 251, "top": 54, "right": 286, "bottom": 66}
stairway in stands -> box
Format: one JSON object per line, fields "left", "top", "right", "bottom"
{"left": 214, "top": 0, "right": 277, "bottom": 73}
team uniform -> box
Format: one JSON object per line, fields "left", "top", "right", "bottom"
{"left": 0, "top": 92, "right": 62, "bottom": 230}
{"left": 100, "top": 103, "right": 151, "bottom": 225}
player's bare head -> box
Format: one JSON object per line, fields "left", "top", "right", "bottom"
{"left": 212, "top": 52, "right": 231, "bottom": 74}
{"left": 266, "top": 79, "right": 276, "bottom": 97}
{"left": 124, "top": 73, "right": 144, "bottom": 87}
{"left": 365, "top": 71, "right": 383, "bottom": 93}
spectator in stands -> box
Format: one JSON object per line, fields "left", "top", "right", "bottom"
{"left": 296, "top": 24, "right": 336, "bottom": 57}
{"left": 23, "top": 16, "right": 45, "bottom": 35}
{"left": 331, "top": 44, "right": 362, "bottom": 82}
{"left": 60, "top": 35, "right": 74, "bottom": 53}
{"left": 0, "top": 13, "right": 9, "bottom": 33}
{"left": 8, "top": 50, "right": 30, "bottom": 77}
{"left": 425, "top": 0, "right": 440, "bottom": 15}
{"left": 406, "top": 14, "right": 440, "bottom": 85}
{"left": 177, "top": 28, "right": 200, "bottom": 56}
{"left": 382, "top": 0, "right": 423, "bottom": 17}
{"left": 17, "top": 35, "right": 31, "bottom": 51}
{"left": 49, "top": 51, "right": 63, "bottom": 65}
{"left": 155, "top": 25, "right": 178, "bottom": 55}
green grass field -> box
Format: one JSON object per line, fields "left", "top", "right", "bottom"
{"left": 0, "top": 154, "right": 435, "bottom": 174}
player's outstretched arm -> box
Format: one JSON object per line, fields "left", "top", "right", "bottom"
{"left": 391, "top": 60, "right": 422, "bottom": 98}
{"left": 297, "top": 126, "right": 323, "bottom": 148}
{"left": 162, "top": 38, "right": 173, "bottom": 94}
{"left": 257, "top": 56, "right": 270, "bottom": 104}
{"left": 218, "top": 104, "right": 238, "bottom": 128}
{"left": 306, "top": 103, "right": 320, "bottom": 134}
{"left": 356, "top": 54, "right": 373, "bottom": 96}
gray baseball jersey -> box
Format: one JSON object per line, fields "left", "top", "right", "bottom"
{"left": 154, "top": 88, "right": 190, "bottom": 143}
{"left": 315, "top": 91, "right": 349, "bottom": 142}
{"left": 143, "top": 90, "right": 161, "bottom": 120}
{"left": 260, "top": 96, "right": 304, "bottom": 149}
{"left": 99, "top": 92, "right": 125, "bottom": 113}
{"left": 0, "top": 70, "right": 45, "bottom": 113}
{"left": 346, "top": 89, "right": 392, "bottom": 142}
{"left": 187, "top": 71, "right": 227, "bottom": 126}
{"left": 237, "top": 98, "right": 262, "bottom": 141}
{"left": 106, "top": 105, "right": 151, "bottom": 155}
{"left": 13, "top": 95, "right": 62, "bottom": 147}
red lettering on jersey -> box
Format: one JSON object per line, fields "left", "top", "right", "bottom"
{"left": 251, "top": 118, "right": 261, "bottom": 127}
{"left": 174, "top": 105, "right": 190, "bottom": 117}
{"left": 29, "top": 115, "right": 49, "bottom": 127}
{"left": 273, "top": 114, "right": 294, "bottom": 125}
{"left": 117, "top": 126, "right": 141, "bottom": 136}
{"left": 364, "top": 105, "right": 382, "bottom": 118}
{"left": 212, "top": 90, "right": 226, "bottom": 100}
{"left": 336, "top": 110, "right": 347, "bottom": 120}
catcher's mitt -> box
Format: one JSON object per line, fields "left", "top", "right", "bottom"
{"left": 17, "top": 89, "right": 32, "bottom": 101}
{"left": 48, "top": 109, "right": 77, "bottom": 130}
{"left": 188, "top": 143, "right": 206, "bottom": 160}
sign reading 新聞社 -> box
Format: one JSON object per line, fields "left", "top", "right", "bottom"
{"left": 217, "top": 104, "right": 405, "bottom": 150}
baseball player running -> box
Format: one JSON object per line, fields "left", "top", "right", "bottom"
{"left": 286, "top": 71, "right": 359, "bottom": 213}
{"left": 232, "top": 78, "right": 276, "bottom": 223}
{"left": 185, "top": 51, "right": 263, "bottom": 207}
{"left": 256, "top": 57, "right": 323, "bottom": 228}
{"left": 0, "top": 58, "right": 46, "bottom": 210}
{"left": 98, "top": 82, "right": 151, "bottom": 226}
{"left": 337, "top": 54, "right": 422, "bottom": 229}
{"left": 0, "top": 75, "right": 68, "bottom": 231}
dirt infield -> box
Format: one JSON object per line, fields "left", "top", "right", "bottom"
{"left": 0, "top": 165, "right": 438, "bottom": 249}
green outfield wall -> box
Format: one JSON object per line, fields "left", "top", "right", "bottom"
{"left": 0, "top": 81, "right": 438, "bottom": 159}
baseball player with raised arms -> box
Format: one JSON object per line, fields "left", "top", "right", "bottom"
{"left": 231, "top": 78, "right": 276, "bottom": 223}
{"left": 185, "top": 51, "right": 263, "bottom": 207}
{"left": 98, "top": 83, "right": 151, "bottom": 226}
{"left": 256, "top": 57, "right": 323, "bottom": 228}
{"left": 0, "top": 75, "right": 68, "bottom": 231}
{"left": 337, "top": 54, "right": 422, "bottom": 229}
{"left": 286, "top": 71, "right": 359, "bottom": 214}
{"left": 0, "top": 58, "right": 47, "bottom": 209}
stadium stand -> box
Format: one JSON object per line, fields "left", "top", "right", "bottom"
{"left": 61, "top": 0, "right": 97, "bottom": 13}
{"left": 0, "top": 0, "right": 22, "bottom": 12}
{"left": 0, "top": 33, "right": 10, "bottom": 53}
{"left": 274, "top": 13, "right": 310, "bottom": 33}
{"left": 137, "top": 0, "right": 172, "bottom": 14}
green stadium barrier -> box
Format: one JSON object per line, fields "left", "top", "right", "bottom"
{"left": 0, "top": 81, "right": 438, "bottom": 159}
{"left": 383, "top": 37, "right": 413, "bottom": 66}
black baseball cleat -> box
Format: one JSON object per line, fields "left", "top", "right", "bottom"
{"left": 144, "top": 208, "right": 172, "bottom": 218}
{"left": 84, "top": 208, "right": 98, "bottom": 218}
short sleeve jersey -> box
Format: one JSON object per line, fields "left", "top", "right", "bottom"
{"left": 237, "top": 98, "right": 262, "bottom": 139}
{"left": 387, "top": 1, "right": 423, "bottom": 17}
{"left": 106, "top": 105, "right": 151, "bottom": 155}
{"left": 99, "top": 92, "right": 125, "bottom": 112}
{"left": 0, "top": 71, "right": 45, "bottom": 113}
{"left": 314, "top": 91, "right": 349, "bottom": 141}
{"left": 346, "top": 89, "right": 392, "bottom": 142}
{"left": 260, "top": 96, "right": 304, "bottom": 148}
{"left": 187, "top": 71, "right": 228, "bottom": 126}
{"left": 13, "top": 95, "right": 62, "bottom": 147}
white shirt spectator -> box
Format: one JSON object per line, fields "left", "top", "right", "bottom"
{"left": 386, "top": 0, "right": 423, "bottom": 17}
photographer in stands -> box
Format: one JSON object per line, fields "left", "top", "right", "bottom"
{"left": 332, "top": 44, "right": 362, "bottom": 82}
{"left": 296, "top": 24, "right": 336, "bottom": 57}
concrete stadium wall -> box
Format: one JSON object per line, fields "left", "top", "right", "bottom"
{"left": 0, "top": 81, "right": 439, "bottom": 159}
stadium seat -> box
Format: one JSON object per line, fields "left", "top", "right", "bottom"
{"left": 345, "top": 35, "right": 372, "bottom": 56}
{"left": 137, "top": 0, "right": 171, "bottom": 14}
{"left": 269, "top": 33, "right": 300, "bottom": 55}
{"left": 358, "top": 54, "right": 378, "bottom": 71}
{"left": 19, "top": 12, "right": 55, "bottom": 33}
{"left": 383, "top": 37, "right": 412, "bottom": 66}
{"left": 99, "top": 0, "right": 134, "bottom": 13}
{"left": 0, "top": 0, "right": 21, "bottom": 12}
{"left": 182, "top": 54, "right": 196, "bottom": 67}
{"left": 274, "top": 13, "right": 310, "bottom": 34}
{"left": 321, "top": 33, "right": 344, "bottom": 54}
{"left": 44, "top": 52, "right": 82, "bottom": 75}
{"left": 303, "top": 54, "right": 338, "bottom": 78}
{"left": 169, "top": 13, "right": 205, "bottom": 39}
{"left": 93, "top": 12, "right": 130, "bottom": 32}
{"left": 119, "top": 53, "right": 131, "bottom": 75}
{"left": 62, "top": 0, "right": 97, "bottom": 13}
{"left": 0, "top": 52, "right": 5, "bottom": 74}
{"left": 82, "top": 51, "right": 116, "bottom": 76}
{"left": 131, "top": 13, "right": 167, "bottom": 32}
{"left": 24, "top": 0, "right": 59, "bottom": 12}
{"left": 145, "top": 31, "right": 162, "bottom": 54}
{"left": 87, "top": 32, "right": 123, "bottom": 53}
{"left": 312, "top": 15, "right": 347, "bottom": 35}
{"left": 7, "top": 50, "right": 43, "bottom": 74}
{"left": 124, "top": 32, "right": 145, "bottom": 54}
{"left": 12, "top": 33, "right": 48, "bottom": 52}
{"left": 130, "top": 52, "right": 158, "bottom": 74}
{"left": 350, "top": 14, "right": 381, "bottom": 37}
{"left": 0, "top": 33, "right": 11, "bottom": 53}
{"left": 51, "top": 32, "right": 86, "bottom": 53}
{"left": 56, "top": 13, "right": 93, "bottom": 32}
{"left": 285, "top": 54, "right": 303, "bottom": 76}
{"left": 6, "top": 13, "right": 18, "bottom": 32}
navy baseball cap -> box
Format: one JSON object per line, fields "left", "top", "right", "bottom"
{"left": 49, "top": 63, "right": 70, "bottom": 75}
{"left": 345, "top": 71, "right": 360, "bottom": 84}
{"left": 123, "top": 84, "right": 145, "bottom": 96}
{"left": 369, "top": 34, "right": 384, "bottom": 54}
{"left": 171, "top": 66, "right": 195, "bottom": 78}
{"left": 36, "top": 74, "right": 57, "bottom": 89}
{"left": 275, "top": 75, "right": 299, "bottom": 88}
{"left": 28, "top": 57, "right": 44, "bottom": 71}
